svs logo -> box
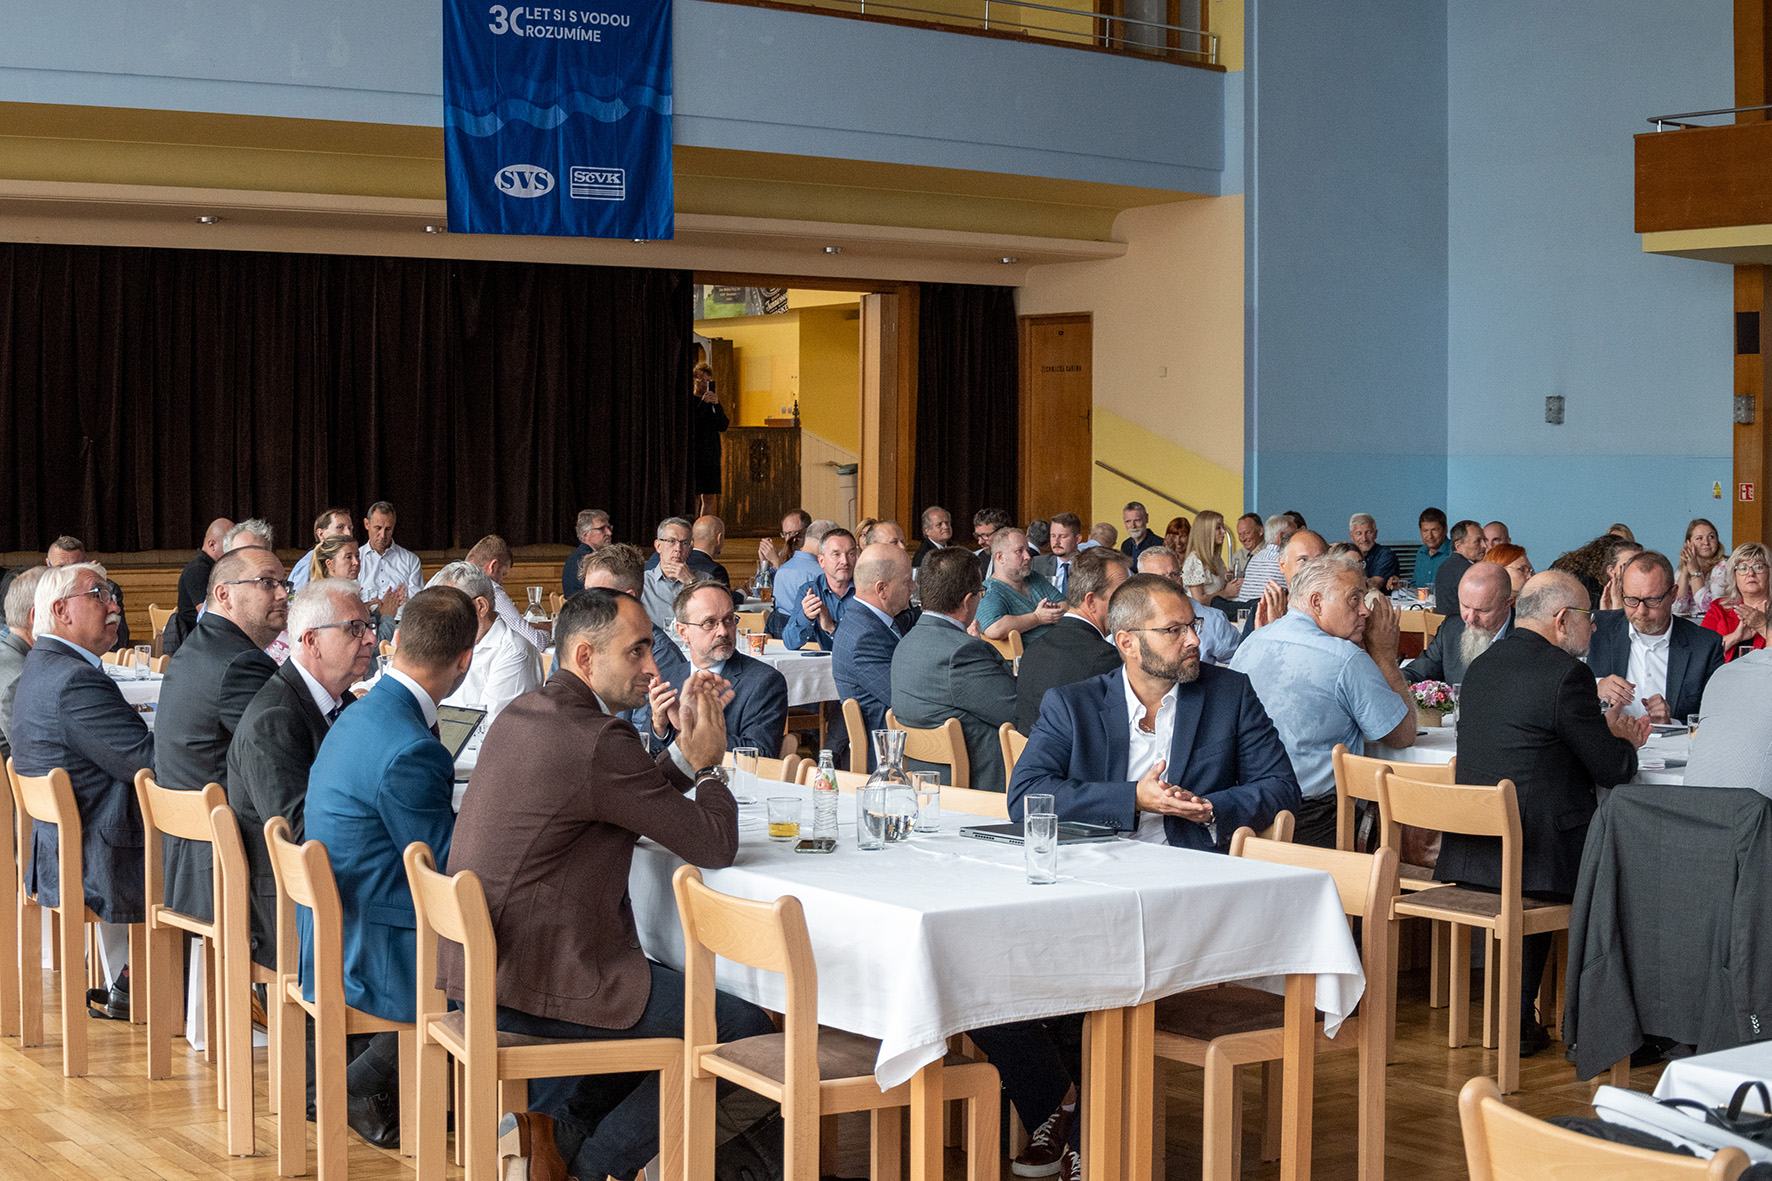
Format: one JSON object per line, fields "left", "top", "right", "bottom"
{"left": 494, "top": 165, "right": 555, "bottom": 198}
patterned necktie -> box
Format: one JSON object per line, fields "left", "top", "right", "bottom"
{"left": 326, "top": 702, "right": 343, "bottom": 725}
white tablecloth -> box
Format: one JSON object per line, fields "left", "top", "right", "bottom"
{"left": 748, "top": 647, "right": 838, "bottom": 707}
{"left": 627, "top": 780, "right": 1365, "bottom": 1090}
{"left": 1378, "top": 723, "right": 1688, "bottom": 786}
{"left": 105, "top": 667, "right": 162, "bottom": 729}
{"left": 1655, "top": 1041, "right": 1772, "bottom": 1106}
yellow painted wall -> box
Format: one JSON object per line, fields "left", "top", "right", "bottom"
{"left": 797, "top": 305, "right": 862, "bottom": 453}
{"left": 696, "top": 293, "right": 863, "bottom": 447}
{"left": 1209, "top": 0, "right": 1243, "bottom": 70}
{"left": 1015, "top": 194, "right": 1246, "bottom": 524}
{"left": 698, "top": 314, "right": 800, "bottom": 425}
{"left": 788, "top": 289, "right": 866, "bottom": 310}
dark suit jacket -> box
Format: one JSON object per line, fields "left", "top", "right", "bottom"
{"left": 1433, "top": 554, "right": 1472, "bottom": 616}
{"left": 561, "top": 541, "right": 595, "bottom": 596}
{"left": 1586, "top": 611, "right": 1724, "bottom": 723}
{"left": 1437, "top": 628, "right": 1638, "bottom": 896}
{"left": 302, "top": 675, "right": 456, "bottom": 1023}
{"left": 442, "top": 671, "right": 738, "bottom": 1028}
{"left": 0, "top": 629, "right": 28, "bottom": 761}
{"left": 155, "top": 612, "right": 278, "bottom": 922}
{"left": 1014, "top": 615, "right": 1123, "bottom": 735}
{"left": 175, "top": 552, "right": 214, "bottom": 637}
{"left": 1404, "top": 611, "right": 1513, "bottom": 688}
{"left": 226, "top": 659, "right": 349, "bottom": 968}
{"left": 1009, "top": 667, "right": 1301, "bottom": 851}
{"left": 10, "top": 638, "right": 155, "bottom": 922}
{"left": 889, "top": 614, "right": 1017, "bottom": 792}
{"left": 640, "top": 647, "right": 789, "bottom": 756}
{"left": 833, "top": 603, "right": 902, "bottom": 748}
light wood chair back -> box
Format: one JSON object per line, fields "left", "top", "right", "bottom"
{"left": 885, "top": 711, "right": 970, "bottom": 789}
{"left": 983, "top": 631, "right": 1024, "bottom": 663}
{"left": 842, "top": 699, "right": 866, "bottom": 774}
{"left": 998, "top": 723, "right": 1027, "bottom": 780}
{"left": 1421, "top": 612, "right": 1447, "bottom": 641}
{"left": 209, "top": 802, "right": 271, "bottom": 1154}
{"left": 1331, "top": 744, "right": 1455, "bottom": 853}
{"left": 148, "top": 603, "right": 174, "bottom": 639}
{"left": 794, "top": 763, "right": 871, "bottom": 791}
{"left": 549, "top": 591, "right": 567, "bottom": 617}
{"left": 0, "top": 756, "right": 17, "bottom": 1040}
{"left": 380, "top": 640, "right": 396, "bottom": 656}
{"left": 736, "top": 609, "right": 769, "bottom": 634}
{"left": 1458, "top": 1076, "right": 1746, "bottom": 1180}
{"left": 1255, "top": 809, "right": 1295, "bottom": 843}
{"left": 723, "top": 750, "right": 803, "bottom": 783}
{"left": 100, "top": 649, "right": 121, "bottom": 665}
{"left": 941, "top": 785, "right": 1009, "bottom": 818}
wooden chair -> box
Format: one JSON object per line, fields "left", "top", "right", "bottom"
{"left": 404, "top": 842, "right": 683, "bottom": 1181}
{"left": 735, "top": 609, "right": 769, "bottom": 634}
{"left": 1149, "top": 832, "right": 1397, "bottom": 1181}
{"left": 1457, "top": 1075, "right": 1747, "bottom": 1180}
{"left": 723, "top": 750, "right": 802, "bottom": 783}
{"left": 982, "top": 631, "right": 1024, "bottom": 665}
{"left": 795, "top": 763, "right": 870, "bottom": 791}
{"left": 6, "top": 758, "right": 147, "bottom": 1076}
{"left": 100, "top": 649, "right": 121, "bottom": 665}
{"left": 885, "top": 711, "right": 970, "bottom": 789}
{"left": 998, "top": 723, "right": 1027, "bottom": 780}
{"left": 148, "top": 603, "right": 174, "bottom": 655}
{"left": 1378, "top": 770, "right": 1571, "bottom": 1094}
{"left": 0, "top": 753, "right": 18, "bottom": 1040}
{"left": 673, "top": 865, "right": 1000, "bottom": 1181}
{"left": 841, "top": 699, "right": 867, "bottom": 774}
{"left": 265, "top": 816, "right": 417, "bottom": 1178}
{"left": 210, "top": 801, "right": 280, "bottom": 1155}
{"left": 1421, "top": 612, "right": 1447, "bottom": 641}
{"left": 940, "top": 785, "right": 1009, "bottom": 819}
{"left": 1256, "top": 810, "right": 1295, "bottom": 843}
{"left": 380, "top": 640, "right": 396, "bottom": 656}
{"left": 548, "top": 591, "right": 567, "bottom": 617}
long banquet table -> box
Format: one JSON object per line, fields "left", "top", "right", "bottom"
{"left": 623, "top": 775, "right": 1366, "bottom": 1180}
{"left": 1378, "top": 720, "right": 1689, "bottom": 786}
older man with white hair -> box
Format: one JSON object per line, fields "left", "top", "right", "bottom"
{"left": 1348, "top": 512, "right": 1401, "bottom": 591}
{"left": 641, "top": 517, "right": 696, "bottom": 633}
{"left": 28, "top": 536, "right": 133, "bottom": 651}
{"left": 223, "top": 518, "right": 275, "bottom": 552}
{"left": 1230, "top": 553, "right": 1417, "bottom": 846}
{"left": 0, "top": 566, "right": 47, "bottom": 762}
{"left": 432, "top": 560, "right": 543, "bottom": 723}
{"left": 1137, "top": 547, "right": 1241, "bottom": 664}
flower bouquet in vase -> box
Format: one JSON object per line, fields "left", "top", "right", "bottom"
{"left": 1412, "top": 680, "right": 1456, "bottom": 728}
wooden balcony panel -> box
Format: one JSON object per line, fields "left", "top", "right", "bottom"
{"left": 1636, "top": 121, "right": 1772, "bottom": 233}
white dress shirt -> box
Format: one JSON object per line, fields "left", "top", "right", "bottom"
{"left": 1051, "top": 557, "right": 1073, "bottom": 597}
{"left": 493, "top": 583, "right": 550, "bottom": 649}
{"left": 1124, "top": 670, "right": 1178, "bottom": 844}
{"left": 385, "top": 666, "right": 440, "bottom": 730}
{"left": 1623, "top": 623, "right": 1672, "bottom": 718}
{"left": 290, "top": 656, "right": 343, "bottom": 721}
{"left": 359, "top": 541, "right": 425, "bottom": 602}
{"left": 444, "top": 618, "right": 542, "bottom": 723}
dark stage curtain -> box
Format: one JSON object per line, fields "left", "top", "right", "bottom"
{"left": 913, "top": 283, "right": 1019, "bottom": 538}
{"left": 0, "top": 243, "right": 694, "bottom": 552}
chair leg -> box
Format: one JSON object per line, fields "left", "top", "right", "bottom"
{"left": 1358, "top": 1028, "right": 1385, "bottom": 1181}
{"left": 145, "top": 920, "right": 174, "bottom": 1079}
{"left": 415, "top": 1039, "right": 448, "bottom": 1181}
{"left": 1497, "top": 929, "right": 1522, "bottom": 1095}
{"left": 0, "top": 854, "right": 16, "bottom": 1039}
{"left": 223, "top": 933, "right": 253, "bottom": 1155}
{"left": 1386, "top": 919, "right": 1400, "bottom": 1064}
{"left": 265, "top": 980, "right": 280, "bottom": 1115}
{"left": 455, "top": 1057, "right": 467, "bottom": 1168}
{"left": 1150, "top": 1061, "right": 1167, "bottom": 1175}
{"left": 203, "top": 936, "right": 219, "bottom": 1068}
{"left": 128, "top": 922, "right": 146, "bottom": 1024}
{"left": 908, "top": 1059, "right": 944, "bottom": 1181}
{"left": 1481, "top": 931, "right": 1497, "bottom": 1050}
{"left": 275, "top": 986, "right": 305, "bottom": 1175}
{"left": 315, "top": 1009, "right": 348, "bottom": 1180}
{"left": 58, "top": 909, "right": 85, "bottom": 1076}
{"left": 464, "top": 1056, "right": 498, "bottom": 1181}
{"left": 1261, "top": 1060, "right": 1283, "bottom": 1162}
{"left": 497, "top": 1076, "right": 527, "bottom": 1119}
{"left": 1447, "top": 924, "right": 1470, "bottom": 1049}
{"left": 17, "top": 895, "right": 41, "bottom": 1047}
{"left": 872, "top": 1106, "right": 903, "bottom": 1181}
{"left": 656, "top": 1051, "right": 685, "bottom": 1181}
{"left": 1609, "top": 1057, "right": 1632, "bottom": 1089}
{"left": 1201, "top": 1046, "right": 1238, "bottom": 1181}
{"left": 398, "top": 1028, "right": 418, "bottom": 1159}
{"left": 1428, "top": 919, "right": 1449, "bottom": 1008}
{"left": 686, "top": 1065, "right": 719, "bottom": 1181}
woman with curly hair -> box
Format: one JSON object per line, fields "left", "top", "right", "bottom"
{"left": 1674, "top": 517, "right": 1728, "bottom": 619}
{"left": 1703, "top": 542, "right": 1772, "bottom": 662}
{"left": 1552, "top": 533, "right": 1641, "bottom": 609}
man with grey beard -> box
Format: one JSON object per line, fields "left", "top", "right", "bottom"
{"left": 1406, "top": 561, "right": 1516, "bottom": 686}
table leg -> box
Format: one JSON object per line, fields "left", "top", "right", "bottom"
{"left": 1121, "top": 1003, "right": 1155, "bottom": 1181}
{"left": 1280, "top": 974, "right": 1315, "bottom": 1181}
{"left": 909, "top": 1057, "right": 945, "bottom": 1181}
{"left": 1084, "top": 1008, "right": 1125, "bottom": 1181}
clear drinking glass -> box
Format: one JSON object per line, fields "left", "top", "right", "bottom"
{"left": 1024, "top": 793, "right": 1055, "bottom": 819}
{"left": 767, "top": 797, "right": 801, "bottom": 841}
{"left": 910, "top": 770, "right": 941, "bottom": 833}
{"left": 134, "top": 644, "right": 152, "bottom": 679}
{"left": 857, "top": 784, "right": 888, "bottom": 850}
{"left": 524, "top": 586, "right": 547, "bottom": 624}
{"left": 1025, "top": 813, "right": 1059, "bottom": 885}
{"left": 734, "top": 747, "right": 759, "bottom": 776}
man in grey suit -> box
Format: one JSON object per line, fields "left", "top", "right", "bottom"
{"left": 890, "top": 545, "right": 1017, "bottom": 792}
{"left": 1406, "top": 561, "right": 1515, "bottom": 687}
{"left": 0, "top": 565, "right": 46, "bottom": 760}
{"left": 1031, "top": 512, "right": 1085, "bottom": 598}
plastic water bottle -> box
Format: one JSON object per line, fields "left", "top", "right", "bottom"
{"left": 813, "top": 749, "right": 839, "bottom": 839}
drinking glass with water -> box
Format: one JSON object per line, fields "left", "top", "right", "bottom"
{"left": 1024, "top": 794, "right": 1058, "bottom": 884}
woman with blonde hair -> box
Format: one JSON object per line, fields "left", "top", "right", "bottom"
{"left": 1674, "top": 517, "right": 1727, "bottom": 619}
{"left": 1181, "top": 510, "right": 1242, "bottom": 606}
{"left": 313, "top": 533, "right": 395, "bottom": 642}
{"left": 1702, "top": 542, "right": 1772, "bottom": 662}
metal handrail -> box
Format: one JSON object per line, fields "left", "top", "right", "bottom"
{"left": 835, "top": 0, "right": 1218, "bottom": 61}
{"left": 1093, "top": 461, "right": 1202, "bottom": 518}
{"left": 1647, "top": 103, "right": 1772, "bottom": 130}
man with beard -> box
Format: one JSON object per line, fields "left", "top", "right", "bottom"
{"left": 1437, "top": 570, "right": 1648, "bottom": 1056}
{"left": 639, "top": 580, "right": 788, "bottom": 756}
{"left": 1230, "top": 554, "right": 1417, "bottom": 847}
{"left": 1407, "top": 560, "right": 1515, "bottom": 686}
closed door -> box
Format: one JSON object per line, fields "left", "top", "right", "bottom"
{"left": 1018, "top": 313, "right": 1093, "bottom": 524}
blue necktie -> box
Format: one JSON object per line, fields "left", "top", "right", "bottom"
{"left": 1056, "top": 562, "right": 1068, "bottom": 596}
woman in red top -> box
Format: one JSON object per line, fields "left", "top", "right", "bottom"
{"left": 1702, "top": 541, "right": 1772, "bottom": 661}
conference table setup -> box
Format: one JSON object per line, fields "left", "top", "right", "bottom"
{"left": 1385, "top": 716, "right": 1692, "bottom": 786}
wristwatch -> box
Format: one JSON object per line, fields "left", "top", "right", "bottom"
{"left": 695, "top": 765, "right": 730, "bottom": 785}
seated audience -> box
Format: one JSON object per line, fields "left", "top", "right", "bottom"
{"left": 1014, "top": 548, "right": 1131, "bottom": 734}
{"left": 977, "top": 528, "right": 1064, "bottom": 645}
{"left": 1437, "top": 570, "right": 1647, "bottom": 1056}
{"left": 174, "top": 518, "right": 234, "bottom": 642}
{"left": 1588, "top": 551, "right": 1723, "bottom": 723}
{"left": 1405, "top": 561, "right": 1514, "bottom": 686}
{"left": 1348, "top": 513, "right": 1401, "bottom": 591}
{"left": 227, "top": 580, "right": 375, "bottom": 968}
{"left": 288, "top": 507, "right": 351, "bottom": 593}
{"left": 1231, "top": 512, "right": 1264, "bottom": 580}
{"left": 1027, "top": 519, "right": 1050, "bottom": 553}
{"left": 911, "top": 505, "right": 953, "bottom": 569}
{"left": 311, "top": 533, "right": 396, "bottom": 642}
{"left": 0, "top": 566, "right": 46, "bottom": 761}
{"left": 1235, "top": 514, "right": 1296, "bottom": 603}
{"left": 833, "top": 543, "right": 918, "bottom": 753}
{"left": 1674, "top": 517, "right": 1728, "bottom": 620}
{"left": 446, "top": 590, "right": 775, "bottom": 1181}
{"left": 1086, "top": 522, "right": 1118, "bottom": 550}
{"left": 464, "top": 534, "right": 548, "bottom": 648}
{"left": 768, "top": 517, "right": 832, "bottom": 635}
{"left": 1138, "top": 547, "right": 1239, "bottom": 664}
{"left": 1685, "top": 646, "right": 1772, "bottom": 797}
{"left": 1282, "top": 510, "right": 1309, "bottom": 530}
{"left": 860, "top": 518, "right": 906, "bottom": 549}
{"left": 156, "top": 544, "right": 287, "bottom": 925}
{"left": 1030, "top": 512, "right": 1083, "bottom": 595}
{"left": 1702, "top": 542, "right": 1772, "bottom": 661}
{"left": 1414, "top": 507, "right": 1450, "bottom": 588}
{"left": 581, "top": 543, "right": 678, "bottom": 671}
{"left": 1550, "top": 533, "right": 1638, "bottom": 608}
{"left": 691, "top": 514, "right": 743, "bottom": 591}
{"left": 43, "top": 537, "right": 131, "bottom": 650}
{"left": 358, "top": 501, "right": 425, "bottom": 616}
{"left": 1181, "top": 509, "right": 1240, "bottom": 606}
{"left": 561, "top": 508, "right": 613, "bottom": 596}
{"left": 973, "top": 507, "right": 1013, "bottom": 578}
{"left": 1483, "top": 542, "right": 1534, "bottom": 594}
{"left": 1247, "top": 528, "right": 1329, "bottom": 634}
{"left": 756, "top": 508, "right": 811, "bottom": 573}
{"left": 1229, "top": 553, "right": 1416, "bottom": 847}
{"left": 1434, "top": 519, "right": 1485, "bottom": 615}
{"left": 431, "top": 561, "right": 543, "bottom": 723}
{"left": 1119, "top": 501, "right": 1163, "bottom": 561}
{"left": 784, "top": 525, "right": 857, "bottom": 651}
{"left": 641, "top": 517, "right": 696, "bottom": 633}
{"left": 302, "top": 586, "right": 477, "bottom": 1147}
{"left": 890, "top": 547, "right": 1017, "bottom": 792}
{"left": 11, "top": 561, "right": 154, "bottom": 1009}
{"left": 642, "top": 580, "right": 788, "bottom": 756}
{"left": 1483, "top": 520, "right": 1512, "bottom": 551}
{"left": 1162, "top": 515, "right": 1190, "bottom": 557}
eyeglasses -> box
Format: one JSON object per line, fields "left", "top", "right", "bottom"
{"left": 1621, "top": 590, "right": 1673, "bottom": 610}
{"left": 1558, "top": 605, "right": 1594, "bottom": 620}
{"left": 222, "top": 576, "right": 295, "bottom": 595}
{"left": 1127, "top": 621, "right": 1201, "bottom": 639}
{"left": 62, "top": 585, "right": 116, "bottom": 606}
{"left": 308, "top": 619, "right": 374, "bottom": 639}
{"left": 1738, "top": 564, "right": 1769, "bottom": 576}
{"left": 656, "top": 537, "right": 691, "bottom": 548}
{"left": 683, "top": 614, "right": 738, "bottom": 633}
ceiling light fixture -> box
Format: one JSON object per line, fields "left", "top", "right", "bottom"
{"left": 1000, "top": 256, "right": 1019, "bottom": 264}
{"left": 423, "top": 224, "right": 446, "bottom": 234}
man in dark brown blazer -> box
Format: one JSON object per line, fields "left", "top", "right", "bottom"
{"left": 444, "top": 589, "right": 775, "bottom": 1181}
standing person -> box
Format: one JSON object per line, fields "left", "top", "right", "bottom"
{"left": 1703, "top": 542, "right": 1772, "bottom": 662}
{"left": 1674, "top": 517, "right": 1728, "bottom": 620}
{"left": 690, "top": 362, "right": 729, "bottom": 519}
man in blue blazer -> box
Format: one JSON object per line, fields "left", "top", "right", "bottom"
{"left": 1010, "top": 573, "right": 1301, "bottom": 850}
{"left": 637, "top": 581, "right": 788, "bottom": 756}
{"left": 1586, "top": 551, "right": 1723, "bottom": 723}
{"left": 301, "top": 586, "right": 477, "bottom": 1148}
{"left": 834, "top": 543, "right": 918, "bottom": 767}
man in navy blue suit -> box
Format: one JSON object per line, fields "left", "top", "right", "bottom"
{"left": 638, "top": 580, "right": 788, "bottom": 756}
{"left": 1010, "top": 573, "right": 1301, "bottom": 849}
{"left": 302, "top": 585, "right": 477, "bottom": 1149}
{"left": 833, "top": 542, "right": 918, "bottom": 767}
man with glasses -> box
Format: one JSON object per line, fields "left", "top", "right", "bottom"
{"left": 10, "top": 560, "right": 156, "bottom": 1017}
{"left": 1229, "top": 553, "right": 1418, "bottom": 847}
{"left": 640, "top": 516, "right": 695, "bottom": 633}
{"left": 1438, "top": 570, "right": 1649, "bottom": 1057}
{"left": 1587, "top": 550, "right": 1723, "bottom": 724}
{"left": 640, "top": 580, "right": 787, "bottom": 755}
{"left": 36, "top": 535, "right": 133, "bottom": 651}
{"left": 154, "top": 545, "right": 289, "bottom": 934}
{"left": 561, "top": 508, "right": 613, "bottom": 596}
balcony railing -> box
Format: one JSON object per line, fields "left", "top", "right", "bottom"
{"left": 1647, "top": 103, "right": 1772, "bottom": 130}
{"left": 712, "top": 0, "right": 1220, "bottom": 65}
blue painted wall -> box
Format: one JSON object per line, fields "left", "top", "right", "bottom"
{"left": 0, "top": 0, "right": 1227, "bottom": 193}
{"left": 1445, "top": 0, "right": 1734, "bottom": 564}
{"left": 1243, "top": 0, "right": 1449, "bottom": 542}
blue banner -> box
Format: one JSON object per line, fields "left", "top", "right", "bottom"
{"left": 443, "top": 2, "right": 673, "bottom": 239}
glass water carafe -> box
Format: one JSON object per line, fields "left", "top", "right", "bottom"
{"left": 865, "top": 729, "right": 918, "bottom": 842}
{"left": 524, "top": 585, "right": 548, "bottom": 624}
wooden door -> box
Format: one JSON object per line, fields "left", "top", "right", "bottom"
{"left": 1018, "top": 313, "right": 1093, "bottom": 524}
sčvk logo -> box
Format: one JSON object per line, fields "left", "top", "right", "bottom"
{"left": 494, "top": 165, "right": 556, "bottom": 198}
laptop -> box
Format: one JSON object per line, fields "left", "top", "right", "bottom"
{"left": 435, "top": 705, "right": 488, "bottom": 760}
{"left": 959, "top": 821, "right": 1121, "bottom": 846}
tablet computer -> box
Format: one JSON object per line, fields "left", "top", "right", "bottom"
{"left": 959, "top": 821, "right": 1120, "bottom": 846}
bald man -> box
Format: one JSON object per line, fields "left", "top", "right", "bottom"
{"left": 1245, "top": 529, "right": 1329, "bottom": 637}
{"left": 833, "top": 543, "right": 919, "bottom": 761}
{"left": 176, "top": 518, "right": 233, "bottom": 640}
{"left": 1405, "top": 560, "right": 1515, "bottom": 686}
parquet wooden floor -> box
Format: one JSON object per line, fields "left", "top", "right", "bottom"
{"left": 0, "top": 966, "right": 1667, "bottom": 1180}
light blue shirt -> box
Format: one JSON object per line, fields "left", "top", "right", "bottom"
{"left": 770, "top": 551, "right": 822, "bottom": 628}
{"left": 289, "top": 545, "right": 319, "bottom": 591}
{"left": 40, "top": 633, "right": 102, "bottom": 669}
{"left": 1194, "top": 604, "right": 1241, "bottom": 665}
{"left": 1228, "top": 609, "right": 1408, "bottom": 800}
